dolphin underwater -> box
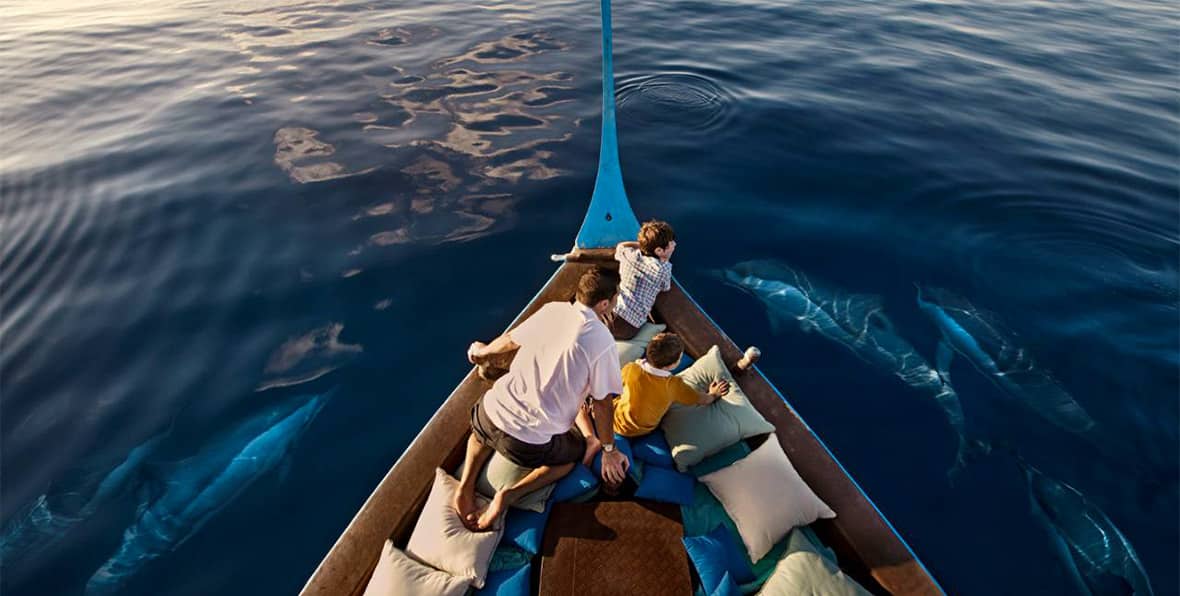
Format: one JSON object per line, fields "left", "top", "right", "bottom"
{"left": 722, "top": 260, "right": 971, "bottom": 480}
{"left": 915, "top": 286, "right": 1099, "bottom": 438}
{"left": 1018, "top": 458, "right": 1154, "bottom": 595}
{"left": 84, "top": 392, "right": 331, "bottom": 594}
{"left": 0, "top": 433, "right": 164, "bottom": 566}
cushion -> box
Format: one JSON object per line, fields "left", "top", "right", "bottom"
{"left": 474, "top": 563, "right": 531, "bottom": 596}
{"left": 680, "top": 483, "right": 798, "bottom": 591}
{"left": 662, "top": 346, "right": 775, "bottom": 470}
{"left": 698, "top": 435, "right": 835, "bottom": 562}
{"left": 687, "top": 441, "right": 751, "bottom": 478}
{"left": 635, "top": 465, "right": 695, "bottom": 506}
{"left": 758, "top": 529, "right": 871, "bottom": 595}
{"left": 683, "top": 525, "right": 756, "bottom": 593}
{"left": 631, "top": 430, "right": 675, "bottom": 468}
{"left": 460, "top": 452, "right": 555, "bottom": 512}
{"left": 488, "top": 544, "right": 532, "bottom": 572}
{"left": 552, "top": 463, "right": 599, "bottom": 502}
{"left": 502, "top": 502, "right": 551, "bottom": 554}
{"left": 709, "top": 572, "right": 741, "bottom": 596}
{"left": 363, "top": 540, "right": 471, "bottom": 596}
{"left": 615, "top": 322, "right": 667, "bottom": 365}
{"left": 405, "top": 469, "right": 504, "bottom": 588}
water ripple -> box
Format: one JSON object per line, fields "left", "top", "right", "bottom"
{"left": 616, "top": 71, "right": 736, "bottom": 138}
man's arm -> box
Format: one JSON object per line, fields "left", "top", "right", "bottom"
{"left": 591, "top": 397, "right": 629, "bottom": 485}
{"left": 468, "top": 333, "right": 519, "bottom": 363}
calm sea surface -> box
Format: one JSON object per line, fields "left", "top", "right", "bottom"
{"left": 1, "top": 0, "right": 1176, "bottom": 594}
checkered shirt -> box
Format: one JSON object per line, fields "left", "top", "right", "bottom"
{"left": 613, "top": 244, "right": 673, "bottom": 327}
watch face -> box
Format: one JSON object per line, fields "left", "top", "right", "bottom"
{"left": 603, "top": 444, "right": 615, "bottom": 453}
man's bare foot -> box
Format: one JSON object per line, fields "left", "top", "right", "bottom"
{"left": 474, "top": 490, "right": 508, "bottom": 531}
{"left": 452, "top": 486, "right": 478, "bottom": 527}
{"left": 582, "top": 435, "right": 602, "bottom": 467}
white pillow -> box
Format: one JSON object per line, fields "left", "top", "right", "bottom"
{"left": 405, "top": 469, "right": 503, "bottom": 588}
{"left": 698, "top": 435, "right": 836, "bottom": 562}
{"left": 758, "top": 530, "right": 871, "bottom": 595}
{"left": 363, "top": 540, "right": 471, "bottom": 596}
{"left": 615, "top": 322, "right": 666, "bottom": 365}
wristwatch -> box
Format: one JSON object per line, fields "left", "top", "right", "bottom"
{"left": 602, "top": 443, "right": 616, "bottom": 454}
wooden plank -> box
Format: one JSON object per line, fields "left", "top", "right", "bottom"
{"left": 653, "top": 280, "right": 943, "bottom": 596}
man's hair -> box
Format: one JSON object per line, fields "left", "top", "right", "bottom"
{"left": 638, "top": 220, "right": 676, "bottom": 257}
{"left": 576, "top": 266, "right": 620, "bottom": 306}
{"left": 645, "top": 332, "right": 685, "bottom": 368}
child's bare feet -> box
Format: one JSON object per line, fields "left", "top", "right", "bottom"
{"left": 582, "top": 435, "right": 602, "bottom": 467}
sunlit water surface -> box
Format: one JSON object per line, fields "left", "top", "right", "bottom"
{"left": 1, "top": 0, "right": 1176, "bottom": 594}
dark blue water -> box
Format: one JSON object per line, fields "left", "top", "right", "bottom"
{"left": 1, "top": 0, "right": 1176, "bottom": 594}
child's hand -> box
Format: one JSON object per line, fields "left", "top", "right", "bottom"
{"left": 708, "top": 379, "right": 730, "bottom": 397}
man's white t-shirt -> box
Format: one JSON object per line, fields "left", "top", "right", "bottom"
{"left": 482, "top": 301, "right": 624, "bottom": 445}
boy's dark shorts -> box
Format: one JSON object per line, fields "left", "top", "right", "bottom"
{"left": 471, "top": 400, "right": 586, "bottom": 469}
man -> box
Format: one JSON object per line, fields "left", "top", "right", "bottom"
{"left": 454, "top": 266, "right": 630, "bottom": 530}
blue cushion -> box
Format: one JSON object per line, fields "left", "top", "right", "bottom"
{"left": 474, "top": 563, "right": 530, "bottom": 595}
{"left": 671, "top": 355, "right": 695, "bottom": 375}
{"left": 552, "top": 464, "right": 598, "bottom": 502}
{"left": 710, "top": 572, "right": 741, "bottom": 596}
{"left": 631, "top": 430, "right": 675, "bottom": 468}
{"left": 503, "top": 502, "right": 551, "bottom": 554}
{"left": 688, "top": 440, "right": 751, "bottom": 477}
{"left": 684, "top": 524, "right": 757, "bottom": 593}
{"left": 635, "top": 465, "right": 695, "bottom": 506}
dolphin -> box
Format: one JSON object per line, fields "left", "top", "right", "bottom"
{"left": 1018, "top": 458, "right": 1154, "bottom": 595}
{"left": 722, "top": 260, "right": 971, "bottom": 480}
{"left": 0, "top": 433, "right": 164, "bottom": 565}
{"left": 915, "top": 286, "right": 1098, "bottom": 438}
{"left": 84, "top": 392, "right": 331, "bottom": 594}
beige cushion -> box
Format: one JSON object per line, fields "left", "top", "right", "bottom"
{"left": 758, "top": 529, "right": 871, "bottom": 595}
{"left": 615, "top": 322, "right": 667, "bottom": 365}
{"left": 699, "top": 435, "right": 836, "bottom": 562}
{"left": 405, "top": 469, "right": 503, "bottom": 588}
{"left": 363, "top": 540, "right": 471, "bottom": 596}
{"left": 662, "top": 345, "right": 775, "bottom": 470}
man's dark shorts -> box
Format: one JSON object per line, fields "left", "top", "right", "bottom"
{"left": 471, "top": 400, "right": 585, "bottom": 469}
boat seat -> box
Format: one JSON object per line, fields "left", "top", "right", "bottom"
{"left": 538, "top": 500, "right": 693, "bottom": 596}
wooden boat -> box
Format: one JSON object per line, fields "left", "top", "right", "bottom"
{"left": 302, "top": 1, "right": 944, "bottom": 594}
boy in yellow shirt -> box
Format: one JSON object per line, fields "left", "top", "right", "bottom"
{"left": 576, "top": 333, "right": 729, "bottom": 476}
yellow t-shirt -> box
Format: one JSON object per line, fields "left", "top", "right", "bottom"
{"left": 613, "top": 361, "right": 701, "bottom": 437}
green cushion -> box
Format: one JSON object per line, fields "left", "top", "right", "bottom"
{"left": 688, "top": 441, "right": 752, "bottom": 478}
{"left": 662, "top": 346, "right": 775, "bottom": 471}
{"left": 459, "top": 452, "right": 555, "bottom": 512}
{"left": 757, "top": 529, "right": 871, "bottom": 595}
{"left": 615, "top": 323, "right": 667, "bottom": 366}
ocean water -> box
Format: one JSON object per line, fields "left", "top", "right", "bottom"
{"left": 1, "top": 0, "right": 1176, "bottom": 594}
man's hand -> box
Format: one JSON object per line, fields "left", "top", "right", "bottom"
{"left": 468, "top": 341, "right": 488, "bottom": 364}
{"left": 600, "top": 449, "right": 630, "bottom": 486}
{"left": 707, "top": 379, "right": 730, "bottom": 397}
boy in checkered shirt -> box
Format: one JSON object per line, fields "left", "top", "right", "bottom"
{"left": 607, "top": 220, "right": 676, "bottom": 340}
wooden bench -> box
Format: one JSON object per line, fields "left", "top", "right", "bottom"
{"left": 538, "top": 500, "right": 693, "bottom": 596}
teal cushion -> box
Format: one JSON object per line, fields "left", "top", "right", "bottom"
{"left": 757, "top": 529, "right": 871, "bottom": 595}
{"left": 552, "top": 464, "right": 598, "bottom": 502}
{"left": 615, "top": 323, "right": 667, "bottom": 366}
{"left": 459, "top": 452, "right": 555, "bottom": 512}
{"left": 474, "top": 562, "right": 530, "bottom": 596}
{"left": 683, "top": 525, "right": 756, "bottom": 593}
{"left": 635, "top": 465, "right": 695, "bottom": 505}
{"left": 687, "top": 441, "right": 751, "bottom": 478}
{"left": 503, "top": 501, "right": 551, "bottom": 555}
{"left": 663, "top": 346, "right": 775, "bottom": 471}
{"left": 631, "top": 430, "right": 675, "bottom": 468}
{"left": 487, "top": 544, "right": 532, "bottom": 573}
